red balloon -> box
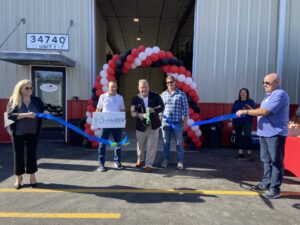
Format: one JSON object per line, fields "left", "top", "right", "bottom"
{"left": 188, "top": 130, "right": 195, "bottom": 139}
{"left": 96, "top": 75, "right": 101, "bottom": 82}
{"left": 178, "top": 66, "right": 186, "bottom": 74}
{"left": 183, "top": 85, "right": 190, "bottom": 93}
{"left": 107, "top": 67, "right": 115, "bottom": 76}
{"left": 192, "top": 114, "right": 200, "bottom": 122}
{"left": 127, "top": 55, "right": 134, "bottom": 63}
{"left": 91, "top": 142, "right": 99, "bottom": 148}
{"left": 87, "top": 105, "right": 95, "bottom": 112}
{"left": 88, "top": 99, "right": 93, "bottom": 105}
{"left": 124, "top": 62, "right": 132, "bottom": 70}
{"left": 85, "top": 128, "right": 94, "bottom": 136}
{"left": 112, "top": 54, "right": 120, "bottom": 61}
{"left": 163, "top": 65, "right": 170, "bottom": 73}
{"left": 189, "top": 89, "right": 196, "bottom": 97}
{"left": 176, "top": 81, "right": 184, "bottom": 89}
{"left": 189, "top": 108, "right": 195, "bottom": 116}
{"left": 170, "top": 65, "right": 178, "bottom": 73}
{"left": 122, "top": 67, "right": 129, "bottom": 74}
{"left": 141, "top": 61, "right": 147, "bottom": 67}
{"left": 84, "top": 123, "right": 90, "bottom": 129}
{"left": 96, "top": 90, "right": 103, "bottom": 97}
{"left": 107, "top": 75, "right": 115, "bottom": 81}
{"left": 94, "top": 82, "right": 101, "bottom": 90}
{"left": 150, "top": 54, "right": 159, "bottom": 62}
{"left": 108, "top": 60, "right": 115, "bottom": 68}
{"left": 138, "top": 45, "right": 145, "bottom": 52}
{"left": 193, "top": 95, "right": 200, "bottom": 103}
{"left": 185, "top": 70, "right": 192, "bottom": 77}
{"left": 158, "top": 51, "right": 166, "bottom": 59}
{"left": 192, "top": 136, "right": 199, "bottom": 143}
{"left": 166, "top": 51, "right": 173, "bottom": 58}
{"left": 131, "top": 48, "right": 139, "bottom": 57}
{"left": 145, "top": 57, "right": 152, "bottom": 66}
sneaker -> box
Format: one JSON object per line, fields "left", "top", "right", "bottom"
{"left": 114, "top": 162, "right": 124, "bottom": 170}
{"left": 145, "top": 167, "right": 152, "bottom": 173}
{"left": 97, "top": 164, "right": 107, "bottom": 172}
{"left": 177, "top": 161, "right": 184, "bottom": 170}
{"left": 251, "top": 183, "right": 269, "bottom": 192}
{"left": 262, "top": 190, "right": 280, "bottom": 199}
{"left": 161, "top": 159, "right": 169, "bottom": 168}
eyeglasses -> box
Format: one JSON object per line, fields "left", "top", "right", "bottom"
{"left": 166, "top": 81, "right": 174, "bottom": 84}
{"left": 25, "top": 87, "right": 33, "bottom": 90}
{"left": 262, "top": 81, "right": 272, "bottom": 86}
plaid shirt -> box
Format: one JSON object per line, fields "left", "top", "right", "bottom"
{"left": 161, "top": 88, "right": 189, "bottom": 123}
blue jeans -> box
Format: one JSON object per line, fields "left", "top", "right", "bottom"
{"left": 162, "top": 122, "right": 184, "bottom": 162}
{"left": 259, "top": 135, "right": 286, "bottom": 193}
{"left": 98, "top": 128, "right": 122, "bottom": 165}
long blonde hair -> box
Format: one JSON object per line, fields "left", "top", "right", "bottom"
{"left": 9, "top": 79, "right": 32, "bottom": 109}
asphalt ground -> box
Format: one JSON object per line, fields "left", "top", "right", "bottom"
{"left": 0, "top": 137, "right": 299, "bottom": 225}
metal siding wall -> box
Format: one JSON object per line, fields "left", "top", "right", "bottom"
{"left": 193, "top": 0, "right": 278, "bottom": 103}
{"left": 0, "top": 0, "right": 92, "bottom": 100}
{"left": 282, "top": 0, "right": 300, "bottom": 104}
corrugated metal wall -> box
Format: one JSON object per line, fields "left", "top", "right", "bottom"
{"left": 193, "top": 0, "right": 279, "bottom": 103}
{"left": 282, "top": 0, "right": 300, "bottom": 104}
{"left": 0, "top": 0, "right": 94, "bottom": 99}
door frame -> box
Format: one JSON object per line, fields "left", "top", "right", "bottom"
{"left": 31, "top": 66, "right": 66, "bottom": 140}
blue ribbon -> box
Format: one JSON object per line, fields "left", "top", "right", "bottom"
{"left": 36, "top": 113, "right": 128, "bottom": 147}
{"left": 162, "top": 115, "right": 178, "bottom": 130}
{"left": 191, "top": 113, "right": 238, "bottom": 127}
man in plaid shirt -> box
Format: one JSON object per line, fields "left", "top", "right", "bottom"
{"left": 160, "top": 75, "right": 189, "bottom": 169}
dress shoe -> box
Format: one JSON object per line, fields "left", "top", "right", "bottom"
{"left": 145, "top": 167, "right": 152, "bottom": 173}
{"left": 135, "top": 162, "right": 143, "bottom": 168}
{"left": 14, "top": 176, "right": 23, "bottom": 189}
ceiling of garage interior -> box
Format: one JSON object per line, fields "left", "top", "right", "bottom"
{"left": 96, "top": 0, "right": 195, "bottom": 55}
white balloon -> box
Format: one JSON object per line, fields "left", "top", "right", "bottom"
{"left": 100, "top": 70, "right": 107, "bottom": 78}
{"left": 132, "top": 63, "right": 137, "bottom": 69}
{"left": 191, "top": 82, "right": 197, "bottom": 89}
{"left": 100, "top": 78, "right": 108, "bottom": 85}
{"left": 86, "top": 111, "right": 91, "bottom": 118}
{"left": 178, "top": 74, "right": 185, "bottom": 82}
{"left": 187, "top": 119, "right": 194, "bottom": 126}
{"left": 138, "top": 52, "right": 147, "bottom": 60}
{"left": 134, "top": 58, "right": 142, "bottom": 66}
{"left": 102, "top": 86, "right": 108, "bottom": 92}
{"left": 196, "top": 130, "right": 202, "bottom": 137}
{"left": 86, "top": 117, "right": 92, "bottom": 124}
{"left": 102, "top": 64, "right": 109, "bottom": 71}
{"left": 152, "top": 46, "right": 160, "bottom": 53}
{"left": 145, "top": 47, "right": 153, "bottom": 56}
{"left": 185, "top": 77, "right": 193, "bottom": 85}
{"left": 171, "top": 73, "right": 178, "bottom": 79}
{"left": 94, "top": 129, "right": 103, "bottom": 137}
{"left": 191, "top": 126, "right": 198, "bottom": 131}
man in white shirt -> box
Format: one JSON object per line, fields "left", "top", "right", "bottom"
{"left": 96, "top": 80, "right": 125, "bottom": 172}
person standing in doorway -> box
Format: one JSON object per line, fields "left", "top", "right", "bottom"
{"left": 160, "top": 75, "right": 189, "bottom": 169}
{"left": 131, "top": 79, "right": 164, "bottom": 173}
{"left": 6, "top": 79, "right": 46, "bottom": 189}
{"left": 96, "top": 80, "right": 125, "bottom": 172}
{"left": 236, "top": 73, "right": 289, "bottom": 199}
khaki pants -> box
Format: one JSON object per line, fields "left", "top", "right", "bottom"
{"left": 136, "top": 127, "right": 159, "bottom": 167}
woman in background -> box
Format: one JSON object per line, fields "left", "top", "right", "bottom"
{"left": 230, "top": 88, "right": 256, "bottom": 161}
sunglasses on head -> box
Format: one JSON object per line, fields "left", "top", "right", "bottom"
{"left": 166, "top": 81, "right": 174, "bottom": 84}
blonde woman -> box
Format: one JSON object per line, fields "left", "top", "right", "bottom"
{"left": 6, "top": 79, "right": 45, "bottom": 189}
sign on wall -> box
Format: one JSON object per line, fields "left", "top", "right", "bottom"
{"left": 26, "top": 33, "right": 69, "bottom": 50}
{"left": 92, "top": 112, "right": 126, "bottom": 129}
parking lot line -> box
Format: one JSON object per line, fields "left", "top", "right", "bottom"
{"left": 0, "top": 188, "right": 299, "bottom": 196}
{"left": 0, "top": 212, "right": 121, "bottom": 219}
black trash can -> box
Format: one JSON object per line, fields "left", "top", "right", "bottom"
{"left": 68, "top": 119, "right": 84, "bottom": 146}
{"left": 201, "top": 121, "right": 223, "bottom": 148}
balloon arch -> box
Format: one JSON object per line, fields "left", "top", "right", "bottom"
{"left": 84, "top": 45, "right": 203, "bottom": 149}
